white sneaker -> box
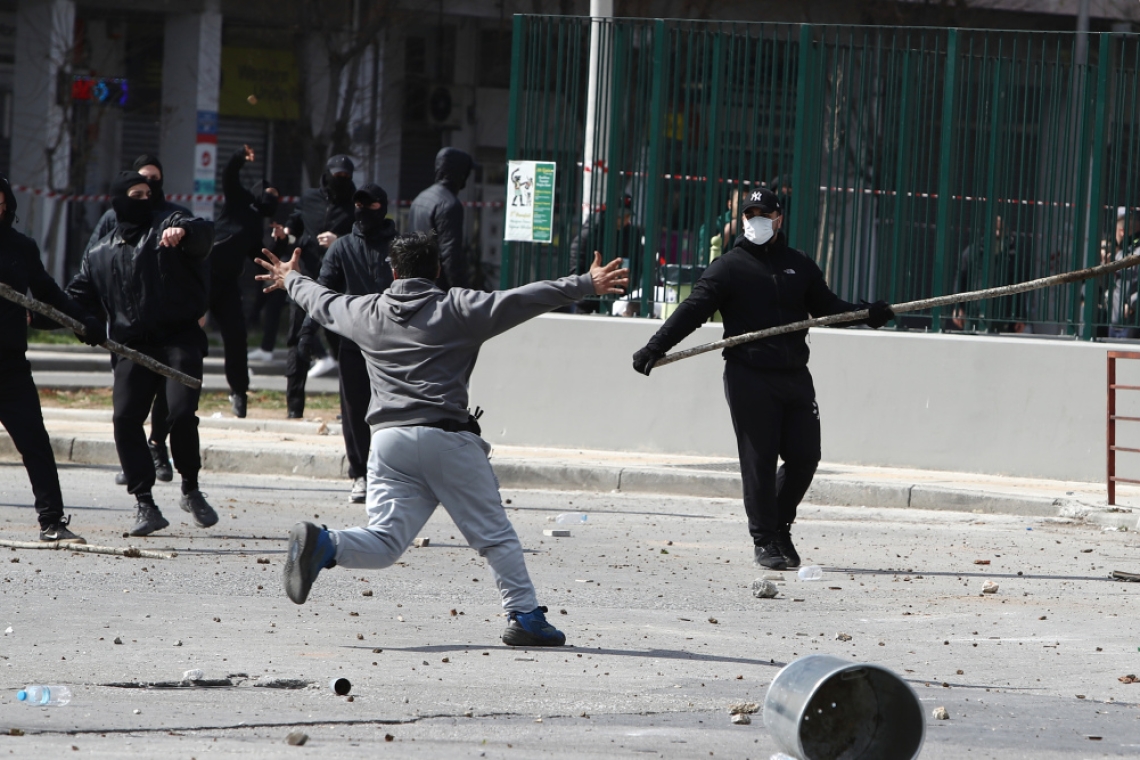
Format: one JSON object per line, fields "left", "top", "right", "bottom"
{"left": 349, "top": 477, "right": 366, "bottom": 504}
{"left": 307, "top": 356, "right": 339, "bottom": 379}
{"left": 247, "top": 348, "right": 274, "bottom": 362}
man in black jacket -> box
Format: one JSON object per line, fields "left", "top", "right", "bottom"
{"left": 68, "top": 172, "right": 219, "bottom": 537}
{"left": 631, "top": 188, "right": 894, "bottom": 571}
{"left": 284, "top": 155, "right": 356, "bottom": 416}
{"left": 209, "top": 144, "right": 279, "bottom": 418}
{"left": 0, "top": 175, "right": 105, "bottom": 543}
{"left": 408, "top": 147, "right": 475, "bottom": 290}
{"left": 296, "top": 183, "right": 396, "bottom": 503}
{"left": 87, "top": 154, "right": 186, "bottom": 486}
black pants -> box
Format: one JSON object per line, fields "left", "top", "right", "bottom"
{"left": 338, "top": 340, "right": 371, "bottom": 479}
{"left": 723, "top": 362, "right": 821, "bottom": 545}
{"left": 210, "top": 274, "right": 249, "bottom": 396}
{"left": 284, "top": 302, "right": 314, "bottom": 415}
{"left": 113, "top": 344, "right": 203, "bottom": 496}
{"left": 256, "top": 288, "right": 286, "bottom": 351}
{"left": 111, "top": 354, "right": 170, "bottom": 445}
{"left": 0, "top": 359, "right": 65, "bottom": 529}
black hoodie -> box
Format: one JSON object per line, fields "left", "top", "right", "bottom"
{"left": 0, "top": 176, "right": 98, "bottom": 359}
{"left": 211, "top": 148, "right": 272, "bottom": 280}
{"left": 645, "top": 233, "right": 863, "bottom": 370}
{"left": 408, "top": 147, "right": 474, "bottom": 290}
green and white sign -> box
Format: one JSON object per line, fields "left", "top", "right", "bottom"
{"left": 504, "top": 160, "right": 556, "bottom": 243}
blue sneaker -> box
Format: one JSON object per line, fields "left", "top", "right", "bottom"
{"left": 502, "top": 606, "right": 566, "bottom": 647}
{"left": 283, "top": 522, "right": 336, "bottom": 604}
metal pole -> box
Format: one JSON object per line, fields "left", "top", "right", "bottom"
{"left": 582, "top": 0, "right": 614, "bottom": 225}
{"left": 1108, "top": 353, "right": 1117, "bottom": 505}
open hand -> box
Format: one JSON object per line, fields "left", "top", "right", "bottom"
{"left": 255, "top": 247, "right": 303, "bottom": 292}
{"left": 589, "top": 251, "right": 629, "bottom": 296}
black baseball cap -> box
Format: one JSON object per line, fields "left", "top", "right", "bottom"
{"left": 353, "top": 183, "right": 388, "bottom": 207}
{"left": 326, "top": 154, "right": 355, "bottom": 175}
{"left": 741, "top": 187, "right": 781, "bottom": 215}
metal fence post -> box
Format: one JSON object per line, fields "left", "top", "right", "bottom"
{"left": 790, "top": 23, "right": 813, "bottom": 252}
{"left": 1082, "top": 33, "right": 1111, "bottom": 340}
{"left": 931, "top": 28, "right": 959, "bottom": 333}
{"left": 640, "top": 19, "right": 668, "bottom": 315}
{"left": 502, "top": 13, "right": 526, "bottom": 291}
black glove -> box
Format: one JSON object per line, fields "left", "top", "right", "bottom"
{"left": 76, "top": 316, "right": 106, "bottom": 347}
{"left": 865, "top": 300, "right": 895, "bottom": 329}
{"left": 297, "top": 331, "right": 319, "bottom": 362}
{"left": 632, "top": 346, "right": 665, "bottom": 376}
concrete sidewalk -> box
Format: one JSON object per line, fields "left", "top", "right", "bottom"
{"left": 4, "top": 408, "right": 1137, "bottom": 531}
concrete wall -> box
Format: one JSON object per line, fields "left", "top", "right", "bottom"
{"left": 470, "top": 315, "right": 1115, "bottom": 483}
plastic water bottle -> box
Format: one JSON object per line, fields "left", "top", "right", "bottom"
{"left": 16, "top": 685, "right": 72, "bottom": 706}
{"left": 554, "top": 513, "right": 588, "bottom": 524}
{"left": 797, "top": 565, "right": 824, "bottom": 581}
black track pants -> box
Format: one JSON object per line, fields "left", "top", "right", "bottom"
{"left": 0, "top": 359, "right": 65, "bottom": 529}
{"left": 338, "top": 340, "right": 371, "bottom": 480}
{"left": 209, "top": 275, "right": 249, "bottom": 396}
{"left": 723, "top": 362, "right": 821, "bottom": 545}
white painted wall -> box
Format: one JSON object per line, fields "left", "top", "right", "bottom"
{"left": 470, "top": 315, "right": 1115, "bottom": 482}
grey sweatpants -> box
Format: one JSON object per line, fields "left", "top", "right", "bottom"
{"left": 331, "top": 426, "right": 538, "bottom": 613}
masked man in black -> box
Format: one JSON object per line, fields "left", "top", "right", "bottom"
{"left": 209, "top": 144, "right": 279, "bottom": 418}
{"left": 631, "top": 188, "right": 894, "bottom": 571}
{"left": 284, "top": 155, "right": 356, "bottom": 417}
{"left": 0, "top": 175, "right": 105, "bottom": 543}
{"left": 86, "top": 154, "right": 187, "bottom": 486}
{"left": 68, "top": 172, "right": 218, "bottom": 537}
{"left": 294, "top": 183, "right": 396, "bottom": 503}
{"left": 409, "top": 147, "right": 476, "bottom": 290}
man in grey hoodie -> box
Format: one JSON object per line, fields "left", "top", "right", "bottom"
{"left": 257, "top": 232, "right": 628, "bottom": 647}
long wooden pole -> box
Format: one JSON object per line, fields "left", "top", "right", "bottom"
{"left": 655, "top": 252, "right": 1140, "bottom": 368}
{"left": 0, "top": 538, "right": 176, "bottom": 559}
{"left": 0, "top": 282, "right": 202, "bottom": 389}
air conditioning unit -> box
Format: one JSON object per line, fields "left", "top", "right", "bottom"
{"left": 426, "top": 84, "right": 462, "bottom": 129}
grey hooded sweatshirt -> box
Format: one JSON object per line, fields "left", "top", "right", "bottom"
{"left": 285, "top": 271, "right": 595, "bottom": 432}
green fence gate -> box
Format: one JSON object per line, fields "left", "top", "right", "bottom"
{"left": 503, "top": 15, "right": 1140, "bottom": 338}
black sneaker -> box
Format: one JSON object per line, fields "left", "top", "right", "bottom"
{"left": 287, "top": 409, "right": 303, "bottom": 419}
{"left": 776, "top": 534, "right": 801, "bottom": 569}
{"left": 502, "top": 606, "right": 566, "bottom": 647}
{"left": 114, "top": 470, "right": 127, "bottom": 486}
{"left": 149, "top": 441, "right": 173, "bottom": 482}
{"left": 39, "top": 516, "right": 85, "bottom": 544}
{"left": 180, "top": 490, "right": 219, "bottom": 528}
{"left": 283, "top": 522, "right": 337, "bottom": 605}
{"left": 230, "top": 393, "right": 247, "bottom": 418}
{"left": 130, "top": 503, "right": 170, "bottom": 537}
{"left": 753, "top": 541, "right": 788, "bottom": 571}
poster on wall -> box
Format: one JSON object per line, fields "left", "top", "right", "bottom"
{"left": 504, "top": 160, "right": 555, "bottom": 243}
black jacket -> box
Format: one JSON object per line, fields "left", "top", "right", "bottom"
{"left": 646, "top": 233, "right": 862, "bottom": 370}
{"left": 408, "top": 148, "right": 473, "bottom": 289}
{"left": 299, "top": 219, "right": 397, "bottom": 339}
{"left": 295, "top": 181, "right": 355, "bottom": 279}
{"left": 84, "top": 200, "right": 191, "bottom": 257}
{"left": 67, "top": 212, "right": 214, "bottom": 348}
{"left": 0, "top": 224, "right": 95, "bottom": 358}
{"left": 210, "top": 149, "right": 266, "bottom": 280}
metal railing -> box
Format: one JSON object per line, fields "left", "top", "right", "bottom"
{"left": 504, "top": 16, "right": 1140, "bottom": 336}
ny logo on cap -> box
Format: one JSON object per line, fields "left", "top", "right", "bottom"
{"left": 750, "top": 191, "right": 764, "bottom": 202}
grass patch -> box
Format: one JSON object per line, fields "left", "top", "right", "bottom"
{"left": 39, "top": 388, "right": 340, "bottom": 416}
{"left": 27, "top": 329, "right": 81, "bottom": 346}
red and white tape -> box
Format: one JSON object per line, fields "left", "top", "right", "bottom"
{"left": 10, "top": 185, "right": 505, "bottom": 209}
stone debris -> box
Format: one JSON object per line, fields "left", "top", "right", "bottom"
{"left": 973, "top": 560, "right": 991, "bottom": 565}
{"left": 1119, "top": 674, "right": 1138, "bottom": 684}
{"left": 835, "top": 632, "right": 853, "bottom": 642}
{"left": 285, "top": 730, "right": 309, "bottom": 746}
{"left": 113, "top": 637, "right": 123, "bottom": 645}
{"left": 413, "top": 538, "right": 430, "bottom": 548}
{"left": 362, "top": 590, "right": 373, "bottom": 597}
{"left": 731, "top": 712, "right": 751, "bottom": 725}
{"left": 173, "top": 640, "right": 183, "bottom": 647}
{"left": 982, "top": 581, "right": 999, "bottom": 594}
{"left": 708, "top": 617, "right": 719, "bottom": 624}
{"left": 543, "top": 529, "right": 571, "bottom": 538}
{"left": 932, "top": 706, "right": 949, "bottom": 720}
{"left": 728, "top": 702, "right": 759, "bottom": 714}
{"left": 752, "top": 579, "right": 779, "bottom": 598}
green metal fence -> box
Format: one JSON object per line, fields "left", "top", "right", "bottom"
{"left": 503, "top": 16, "right": 1140, "bottom": 337}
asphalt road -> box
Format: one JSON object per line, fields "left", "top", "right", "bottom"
{"left": 0, "top": 463, "right": 1137, "bottom": 758}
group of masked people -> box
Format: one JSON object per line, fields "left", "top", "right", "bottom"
{"left": 0, "top": 145, "right": 479, "bottom": 542}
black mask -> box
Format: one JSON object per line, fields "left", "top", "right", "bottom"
{"left": 354, "top": 206, "right": 386, "bottom": 233}
{"left": 112, "top": 196, "right": 153, "bottom": 238}
{"left": 257, "top": 191, "right": 279, "bottom": 218}
{"left": 326, "top": 174, "right": 355, "bottom": 204}
{"left": 146, "top": 177, "right": 165, "bottom": 210}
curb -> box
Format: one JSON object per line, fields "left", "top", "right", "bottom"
{"left": 2, "top": 432, "right": 1136, "bottom": 531}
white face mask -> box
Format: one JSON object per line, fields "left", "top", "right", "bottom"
{"left": 743, "top": 215, "right": 775, "bottom": 245}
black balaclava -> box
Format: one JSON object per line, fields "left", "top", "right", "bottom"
{"left": 111, "top": 171, "right": 155, "bottom": 241}
{"left": 0, "top": 174, "right": 17, "bottom": 227}
{"left": 433, "top": 148, "right": 475, "bottom": 193}
{"left": 323, "top": 154, "right": 356, "bottom": 205}
{"left": 133, "top": 154, "right": 165, "bottom": 210}
{"left": 353, "top": 183, "right": 389, "bottom": 234}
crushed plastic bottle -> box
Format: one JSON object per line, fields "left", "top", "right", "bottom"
{"left": 554, "top": 513, "right": 588, "bottom": 524}
{"left": 182, "top": 669, "right": 204, "bottom": 682}
{"left": 16, "top": 685, "right": 72, "bottom": 706}
{"left": 797, "top": 565, "right": 824, "bottom": 581}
